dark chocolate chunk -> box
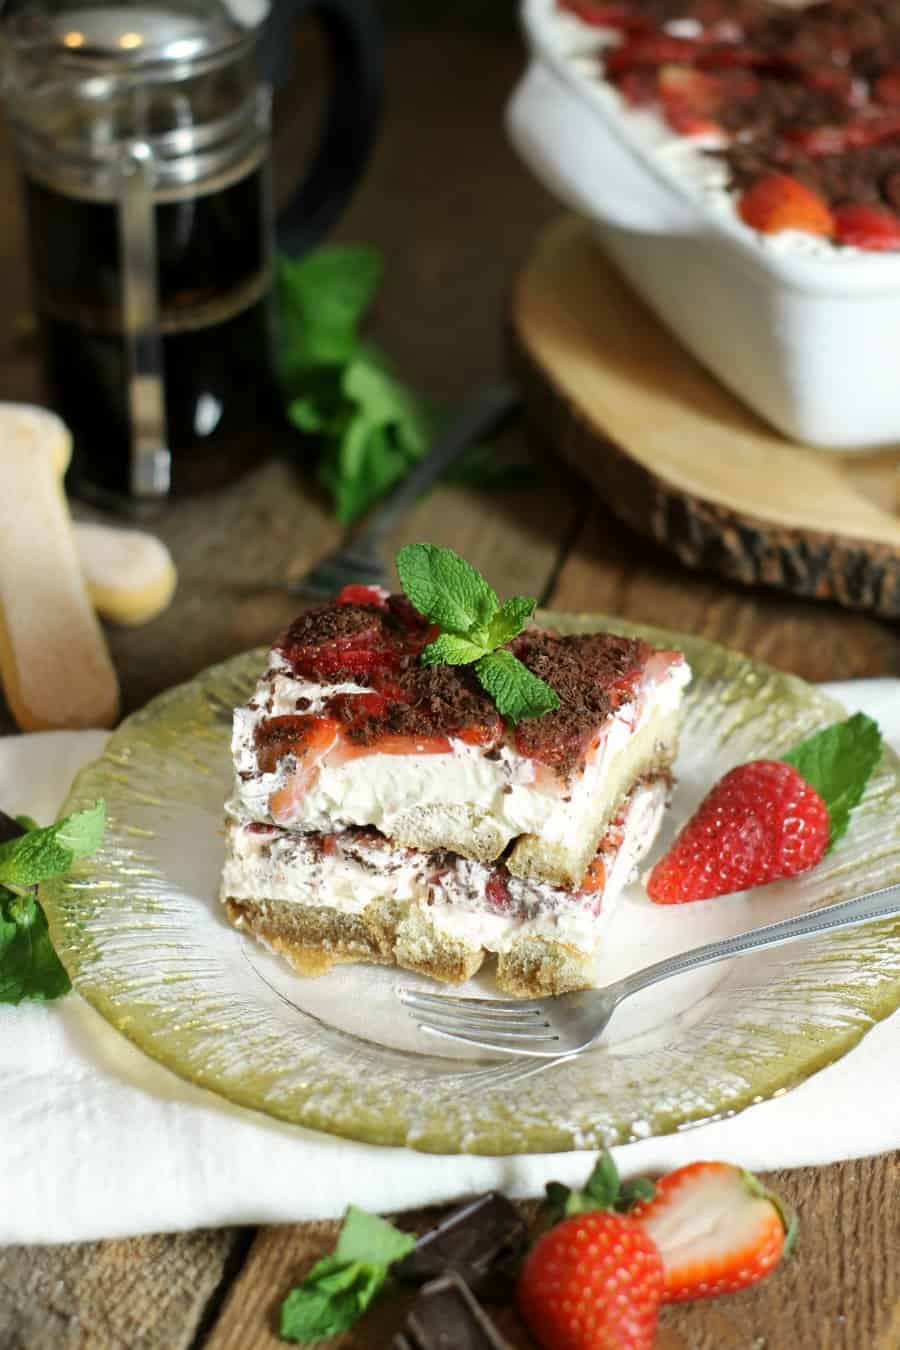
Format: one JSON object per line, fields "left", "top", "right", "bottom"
{"left": 0, "top": 811, "right": 25, "bottom": 846}
{"left": 396, "top": 1193, "right": 527, "bottom": 1301}
{"left": 393, "top": 1274, "right": 512, "bottom": 1350}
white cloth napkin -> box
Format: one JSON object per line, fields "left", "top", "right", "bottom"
{"left": 2, "top": 680, "right": 898, "bottom": 1246}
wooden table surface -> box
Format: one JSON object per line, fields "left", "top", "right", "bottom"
{"left": 1, "top": 5, "right": 899, "bottom": 1348}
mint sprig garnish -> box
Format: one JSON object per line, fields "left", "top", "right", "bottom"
{"left": 395, "top": 544, "right": 560, "bottom": 723}
{"left": 280, "top": 1205, "right": 414, "bottom": 1344}
{"left": 783, "top": 712, "right": 882, "bottom": 848}
{"left": 0, "top": 801, "right": 106, "bottom": 1005}
{"left": 278, "top": 247, "right": 534, "bottom": 524}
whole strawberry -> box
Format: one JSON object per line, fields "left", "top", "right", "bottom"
{"left": 517, "top": 1210, "right": 664, "bottom": 1350}
{"left": 631, "top": 1161, "right": 794, "bottom": 1303}
{"left": 647, "top": 759, "right": 828, "bottom": 904}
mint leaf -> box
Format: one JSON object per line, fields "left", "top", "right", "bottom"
{"left": 0, "top": 887, "right": 71, "bottom": 1004}
{"left": 422, "top": 633, "right": 488, "bottom": 666}
{"left": 0, "top": 801, "right": 106, "bottom": 888}
{"left": 278, "top": 246, "right": 381, "bottom": 375}
{"left": 475, "top": 650, "right": 561, "bottom": 722}
{"left": 14, "top": 815, "right": 39, "bottom": 834}
{"left": 395, "top": 543, "right": 498, "bottom": 636}
{"left": 280, "top": 1256, "right": 385, "bottom": 1343}
{"left": 487, "top": 596, "right": 536, "bottom": 649}
{"left": 783, "top": 713, "right": 882, "bottom": 847}
{"left": 280, "top": 1208, "right": 414, "bottom": 1344}
{"left": 335, "top": 1206, "right": 416, "bottom": 1266}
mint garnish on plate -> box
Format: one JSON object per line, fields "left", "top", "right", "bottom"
{"left": 280, "top": 1205, "right": 415, "bottom": 1344}
{"left": 783, "top": 712, "right": 882, "bottom": 848}
{"left": 395, "top": 543, "right": 561, "bottom": 723}
{"left": 0, "top": 801, "right": 105, "bottom": 1005}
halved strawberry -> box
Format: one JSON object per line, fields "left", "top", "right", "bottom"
{"left": 631, "top": 1162, "right": 795, "bottom": 1303}
{"left": 833, "top": 203, "right": 900, "bottom": 250}
{"left": 738, "top": 173, "right": 834, "bottom": 236}
{"left": 646, "top": 759, "right": 829, "bottom": 903}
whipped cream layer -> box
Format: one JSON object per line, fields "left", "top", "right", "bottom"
{"left": 221, "top": 780, "right": 667, "bottom": 957}
{"left": 229, "top": 650, "right": 689, "bottom": 865}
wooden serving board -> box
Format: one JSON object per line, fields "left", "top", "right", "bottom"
{"left": 511, "top": 217, "right": 900, "bottom": 620}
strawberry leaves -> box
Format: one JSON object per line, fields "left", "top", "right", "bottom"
{"left": 396, "top": 544, "right": 559, "bottom": 723}
{"left": 542, "top": 1151, "right": 655, "bottom": 1228}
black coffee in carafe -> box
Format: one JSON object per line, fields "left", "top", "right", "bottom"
{"left": 25, "top": 153, "right": 277, "bottom": 500}
{"left": 1, "top": 0, "right": 381, "bottom": 508}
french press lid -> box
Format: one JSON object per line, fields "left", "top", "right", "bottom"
{"left": 2, "top": 0, "right": 254, "bottom": 74}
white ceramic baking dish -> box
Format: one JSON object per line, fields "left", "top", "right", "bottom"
{"left": 508, "top": 0, "right": 900, "bottom": 450}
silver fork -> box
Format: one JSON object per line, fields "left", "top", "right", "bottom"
{"left": 398, "top": 880, "right": 900, "bottom": 1058}
{"left": 287, "top": 380, "right": 521, "bottom": 599}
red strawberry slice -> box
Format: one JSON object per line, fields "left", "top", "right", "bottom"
{"left": 559, "top": 0, "right": 650, "bottom": 31}
{"left": 614, "top": 68, "right": 658, "bottom": 106}
{"left": 657, "top": 65, "right": 725, "bottom": 135}
{"left": 517, "top": 1210, "right": 664, "bottom": 1350}
{"left": 606, "top": 35, "right": 702, "bottom": 77}
{"left": 833, "top": 203, "right": 900, "bottom": 250}
{"left": 335, "top": 583, "right": 388, "bottom": 608}
{"left": 738, "top": 173, "right": 835, "bottom": 236}
{"left": 783, "top": 111, "right": 900, "bottom": 155}
{"left": 631, "top": 1162, "right": 794, "bottom": 1303}
{"left": 254, "top": 714, "right": 339, "bottom": 776}
{"left": 646, "top": 759, "right": 829, "bottom": 904}
{"left": 874, "top": 70, "right": 900, "bottom": 107}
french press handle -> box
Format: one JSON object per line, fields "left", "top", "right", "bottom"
{"left": 258, "top": 0, "right": 383, "bottom": 254}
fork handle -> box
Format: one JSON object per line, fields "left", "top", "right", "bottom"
{"left": 615, "top": 880, "right": 900, "bottom": 1006}
{"left": 356, "top": 380, "right": 521, "bottom": 549}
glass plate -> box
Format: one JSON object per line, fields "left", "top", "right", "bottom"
{"left": 42, "top": 614, "right": 900, "bottom": 1154}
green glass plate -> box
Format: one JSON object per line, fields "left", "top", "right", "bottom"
{"left": 41, "top": 613, "right": 900, "bottom": 1154}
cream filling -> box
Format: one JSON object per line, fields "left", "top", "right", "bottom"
{"left": 230, "top": 655, "right": 689, "bottom": 857}
{"left": 221, "top": 780, "right": 667, "bottom": 957}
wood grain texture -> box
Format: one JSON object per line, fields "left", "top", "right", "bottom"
{"left": 513, "top": 218, "right": 900, "bottom": 620}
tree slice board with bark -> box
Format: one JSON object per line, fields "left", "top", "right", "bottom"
{"left": 511, "top": 216, "right": 900, "bottom": 620}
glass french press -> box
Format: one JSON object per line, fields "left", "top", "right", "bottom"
{"left": 0, "top": 0, "right": 381, "bottom": 506}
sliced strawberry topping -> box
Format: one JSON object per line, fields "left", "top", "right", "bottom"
{"left": 335, "top": 583, "right": 388, "bottom": 608}
{"left": 350, "top": 731, "right": 453, "bottom": 757}
{"left": 559, "top": 0, "right": 650, "bottom": 31}
{"left": 278, "top": 606, "right": 407, "bottom": 684}
{"left": 615, "top": 67, "right": 659, "bottom": 107}
{"left": 485, "top": 870, "right": 512, "bottom": 911}
{"left": 874, "top": 70, "right": 900, "bottom": 107}
{"left": 578, "top": 853, "right": 607, "bottom": 895}
{"left": 607, "top": 35, "right": 703, "bottom": 78}
{"left": 254, "top": 714, "right": 338, "bottom": 775}
{"left": 738, "top": 173, "right": 834, "bottom": 236}
{"left": 833, "top": 202, "right": 900, "bottom": 250}
{"left": 658, "top": 65, "right": 725, "bottom": 133}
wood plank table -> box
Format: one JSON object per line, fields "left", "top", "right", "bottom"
{"left": 1, "top": 6, "right": 899, "bottom": 1348}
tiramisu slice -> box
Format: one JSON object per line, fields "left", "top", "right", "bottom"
{"left": 221, "top": 547, "right": 691, "bottom": 995}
